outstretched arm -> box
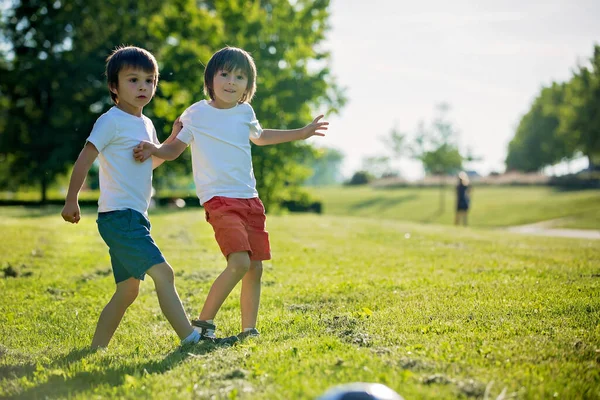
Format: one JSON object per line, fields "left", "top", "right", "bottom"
{"left": 250, "top": 115, "right": 329, "bottom": 146}
{"left": 61, "top": 142, "right": 99, "bottom": 224}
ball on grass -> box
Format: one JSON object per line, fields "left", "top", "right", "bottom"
{"left": 317, "top": 382, "right": 404, "bottom": 400}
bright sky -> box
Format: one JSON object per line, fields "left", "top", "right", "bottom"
{"left": 321, "top": 0, "right": 600, "bottom": 179}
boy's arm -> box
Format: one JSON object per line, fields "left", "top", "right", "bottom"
{"left": 61, "top": 142, "right": 99, "bottom": 224}
{"left": 134, "top": 138, "right": 187, "bottom": 162}
{"left": 152, "top": 117, "right": 183, "bottom": 169}
{"left": 250, "top": 115, "right": 328, "bottom": 146}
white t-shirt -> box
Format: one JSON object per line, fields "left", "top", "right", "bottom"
{"left": 177, "top": 100, "right": 263, "bottom": 205}
{"left": 87, "top": 107, "right": 159, "bottom": 215}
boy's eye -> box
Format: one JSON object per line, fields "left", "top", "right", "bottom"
{"left": 130, "top": 78, "right": 137, "bottom": 82}
{"left": 146, "top": 79, "right": 153, "bottom": 83}
{"left": 236, "top": 75, "right": 245, "bottom": 80}
{"left": 220, "top": 72, "right": 228, "bottom": 77}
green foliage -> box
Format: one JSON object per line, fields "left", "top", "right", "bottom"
{"left": 360, "top": 155, "right": 394, "bottom": 179}
{"left": 304, "top": 147, "right": 344, "bottom": 186}
{"left": 506, "top": 83, "right": 570, "bottom": 172}
{"left": 408, "top": 103, "right": 464, "bottom": 212}
{"left": 204, "top": 0, "right": 346, "bottom": 209}
{"left": 410, "top": 104, "right": 463, "bottom": 176}
{"left": 506, "top": 44, "right": 600, "bottom": 172}
{"left": 1, "top": 208, "right": 599, "bottom": 398}
{"left": 346, "top": 171, "right": 373, "bottom": 185}
{"left": 559, "top": 45, "right": 600, "bottom": 170}
{"left": 0, "top": 0, "right": 345, "bottom": 208}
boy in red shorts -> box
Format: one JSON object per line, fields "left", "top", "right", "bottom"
{"left": 133, "top": 47, "right": 328, "bottom": 340}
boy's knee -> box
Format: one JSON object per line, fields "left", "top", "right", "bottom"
{"left": 116, "top": 280, "right": 140, "bottom": 305}
{"left": 227, "top": 252, "right": 251, "bottom": 274}
{"left": 146, "top": 262, "right": 175, "bottom": 283}
{"left": 249, "top": 260, "right": 263, "bottom": 276}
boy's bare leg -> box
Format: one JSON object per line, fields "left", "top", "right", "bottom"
{"left": 146, "top": 262, "right": 194, "bottom": 340}
{"left": 91, "top": 278, "right": 140, "bottom": 348}
{"left": 240, "top": 260, "right": 263, "bottom": 330}
{"left": 198, "top": 251, "right": 250, "bottom": 321}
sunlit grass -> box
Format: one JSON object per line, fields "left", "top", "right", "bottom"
{"left": 1, "top": 207, "right": 599, "bottom": 399}
{"left": 308, "top": 185, "right": 600, "bottom": 229}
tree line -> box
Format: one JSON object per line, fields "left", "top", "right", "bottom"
{"left": 506, "top": 45, "right": 600, "bottom": 172}
{"left": 0, "top": 0, "right": 345, "bottom": 207}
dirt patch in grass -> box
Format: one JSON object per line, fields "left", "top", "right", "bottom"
{"left": 322, "top": 315, "right": 373, "bottom": 347}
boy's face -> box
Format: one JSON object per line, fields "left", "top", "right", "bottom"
{"left": 111, "top": 66, "right": 157, "bottom": 116}
{"left": 211, "top": 68, "right": 248, "bottom": 109}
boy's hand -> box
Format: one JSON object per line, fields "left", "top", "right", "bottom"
{"left": 61, "top": 201, "right": 81, "bottom": 224}
{"left": 164, "top": 117, "right": 183, "bottom": 144}
{"left": 133, "top": 141, "right": 158, "bottom": 162}
{"left": 302, "top": 115, "right": 329, "bottom": 139}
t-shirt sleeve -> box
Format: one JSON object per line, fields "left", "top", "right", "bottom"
{"left": 177, "top": 107, "right": 194, "bottom": 145}
{"left": 87, "top": 114, "right": 117, "bottom": 152}
{"left": 246, "top": 105, "right": 263, "bottom": 139}
{"left": 150, "top": 122, "right": 159, "bottom": 145}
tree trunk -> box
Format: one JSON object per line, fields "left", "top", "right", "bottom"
{"left": 439, "top": 175, "right": 445, "bottom": 214}
{"left": 41, "top": 174, "right": 48, "bottom": 204}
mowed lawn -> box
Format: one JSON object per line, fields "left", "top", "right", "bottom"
{"left": 0, "top": 206, "right": 599, "bottom": 399}
{"left": 308, "top": 186, "right": 600, "bottom": 229}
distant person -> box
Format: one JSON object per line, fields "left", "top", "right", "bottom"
{"left": 61, "top": 46, "right": 221, "bottom": 348}
{"left": 455, "top": 171, "right": 471, "bottom": 226}
{"left": 133, "top": 46, "right": 329, "bottom": 341}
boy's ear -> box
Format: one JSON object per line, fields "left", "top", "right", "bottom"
{"left": 109, "top": 83, "right": 118, "bottom": 95}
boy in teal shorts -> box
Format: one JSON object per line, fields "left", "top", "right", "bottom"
{"left": 61, "top": 46, "right": 234, "bottom": 348}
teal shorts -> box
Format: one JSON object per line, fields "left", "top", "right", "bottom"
{"left": 96, "top": 209, "right": 166, "bottom": 283}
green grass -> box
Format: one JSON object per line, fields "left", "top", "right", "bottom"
{"left": 1, "top": 206, "right": 599, "bottom": 399}
{"left": 308, "top": 186, "right": 600, "bottom": 229}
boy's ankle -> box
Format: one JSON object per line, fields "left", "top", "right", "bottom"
{"left": 237, "top": 328, "right": 260, "bottom": 340}
{"left": 191, "top": 319, "right": 216, "bottom": 339}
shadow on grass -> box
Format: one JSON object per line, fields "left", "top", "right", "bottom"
{"left": 350, "top": 194, "right": 418, "bottom": 211}
{"left": 0, "top": 347, "right": 95, "bottom": 391}
{"left": 419, "top": 208, "right": 445, "bottom": 224}
{"left": 4, "top": 342, "right": 223, "bottom": 399}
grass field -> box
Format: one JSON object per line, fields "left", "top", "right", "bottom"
{"left": 307, "top": 186, "right": 600, "bottom": 230}
{"left": 1, "top": 206, "right": 599, "bottom": 399}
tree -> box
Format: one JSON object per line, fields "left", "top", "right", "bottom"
{"left": 559, "top": 45, "right": 600, "bottom": 170}
{"left": 0, "top": 0, "right": 190, "bottom": 201}
{"left": 0, "top": 0, "right": 345, "bottom": 207}
{"left": 204, "top": 0, "right": 346, "bottom": 209}
{"left": 304, "top": 147, "right": 344, "bottom": 186}
{"left": 361, "top": 155, "right": 394, "bottom": 179}
{"left": 410, "top": 103, "right": 464, "bottom": 212}
{"left": 506, "top": 83, "right": 570, "bottom": 172}
{"left": 506, "top": 44, "right": 600, "bottom": 173}
{"left": 381, "top": 124, "right": 406, "bottom": 161}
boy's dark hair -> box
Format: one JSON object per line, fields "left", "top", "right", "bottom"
{"left": 204, "top": 47, "right": 257, "bottom": 104}
{"left": 105, "top": 46, "right": 159, "bottom": 104}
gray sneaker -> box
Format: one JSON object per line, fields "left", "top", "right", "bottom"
{"left": 191, "top": 319, "right": 216, "bottom": 339}
{"left": 191, "top": 319, "right": 239, "bottom": 346}
{"left": 237, "top": 328, "right": 260, "bottom": 340}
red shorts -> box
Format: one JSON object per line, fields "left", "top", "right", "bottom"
{"left": 203, "top": 196, "right": 271, "bottom": 261}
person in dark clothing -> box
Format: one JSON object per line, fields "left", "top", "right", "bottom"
{"left": 455, "top": 171, "right": 471, "bottom": 226}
